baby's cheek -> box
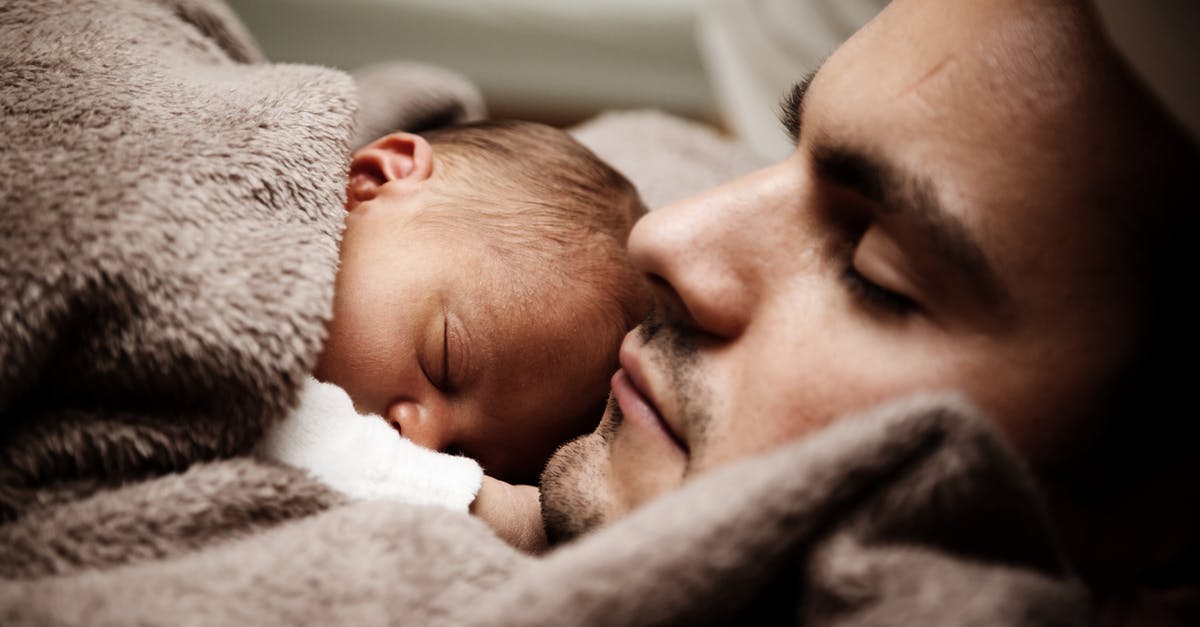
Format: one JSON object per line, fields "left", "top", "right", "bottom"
{"left": 309, "top": 324, "right": 383, "bottom": 415}
{"left": 310, "top": 328, "right": 345, "bottom": 385}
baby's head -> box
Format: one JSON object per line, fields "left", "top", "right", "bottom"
{"left": 316, "top": 120, "right": 649, "bottom": 483}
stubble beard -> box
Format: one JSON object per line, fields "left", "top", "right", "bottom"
{"left": 540, "top": 395, "right": 623, "bottom": 545}
{"left": 539, "top": 308, "right": 712, "bottom": 545}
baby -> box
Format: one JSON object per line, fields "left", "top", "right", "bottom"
{"left": 258, "top": 120, "right": 648, "bottom": 549}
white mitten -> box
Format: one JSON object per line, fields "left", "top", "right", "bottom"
{"left": 257, "top": 377, "right": 483, "bottom": 512}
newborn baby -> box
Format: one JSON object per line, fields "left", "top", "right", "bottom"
{"left": 258, "top": 120, "right": 648, "bottom": 549}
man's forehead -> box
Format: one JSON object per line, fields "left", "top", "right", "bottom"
{"left": 811, "top": 3, "right": 1119, "bottom": 192}
{"left": 779, "top": 0, "right": 1149, "bottom": 312}
{"left": 829, "top": 0, "right": 1101, "bottom": 106}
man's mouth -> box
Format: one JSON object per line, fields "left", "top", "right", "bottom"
{"left": 612, "top": 347, "right": 688, "bottom": 453}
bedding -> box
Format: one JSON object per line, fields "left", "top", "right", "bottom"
{"left": 1, "top": 1, "right": 1089, "bottom": 624}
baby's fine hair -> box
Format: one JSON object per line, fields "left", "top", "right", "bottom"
{"left": 417, "top": 120, "right": 649, "bottom": 338}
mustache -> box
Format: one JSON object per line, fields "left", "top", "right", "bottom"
{"left": 599, "top": 393, "right": 622, "bottom": 443}
{"left": 636, "top": 304, "right": 700, "bottom": 360}
{"left": 637, "top": 306, "right": 664, "bottom": 343}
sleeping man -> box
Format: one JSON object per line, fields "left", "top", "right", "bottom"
{"left": 0, "top": 0, "right": 1195, "bottom": 624}
{"left": 534, "top": 0, "right": 1197, "bottom": 623}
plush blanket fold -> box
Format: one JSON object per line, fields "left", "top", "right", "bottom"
{"left": 1, "top": 397, "right": 1090, "bottom": 625}
{"left": 0, "top": 0, "right": 484, "bottom": 519}
{"left": 0, "top": 1, "right": 1089, "bottom": 624}
{"left": 0, "top": 0, "right": 353, "bottom": 517}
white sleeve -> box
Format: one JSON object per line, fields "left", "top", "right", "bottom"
{"left": 256, "top": 377, "right": 483, "bottom": 512}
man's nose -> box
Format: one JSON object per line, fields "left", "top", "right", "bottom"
{"left": 628, "top": 168, "right": 786, "bottom": 340}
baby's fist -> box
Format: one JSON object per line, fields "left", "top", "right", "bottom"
{"left": 470, "top": 476, "right": 547, "bottom": 553}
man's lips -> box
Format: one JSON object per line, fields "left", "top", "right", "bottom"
{"left": 612, "top": 349, "right": 687, "bottom": 453}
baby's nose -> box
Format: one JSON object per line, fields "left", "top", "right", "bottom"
{"left": 385, "top": 399, "right": 457, "bottom": 453}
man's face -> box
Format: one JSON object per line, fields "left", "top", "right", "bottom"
{"left": 542, "top": 0, "right": 1147, "bottom": 539}
{"left": 316, "top": 184, "right": 615, "bottom": 484}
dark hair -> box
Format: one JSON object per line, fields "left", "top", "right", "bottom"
{"left": 1046, "top": 90, "right": 1200, "bottom": 515}
{"left": 417, "top": 119, "right": 649, "bottom": 341}
{"left": 1091, "top": 129, "right": 1199, "bottom": 484}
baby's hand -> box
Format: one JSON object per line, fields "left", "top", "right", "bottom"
{"left": 470, "top": 476, "right": 547, "bottom": 554}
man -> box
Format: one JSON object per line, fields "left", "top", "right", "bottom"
{"left": 2, "top": 0, "right": 1195, "bottom": 624}
{"left": 542, "top": 0, "right": 1197, "bottom": 622}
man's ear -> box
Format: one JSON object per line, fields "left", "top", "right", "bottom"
{"left": 346, "top": 132, "right": 434, "bottom": 207}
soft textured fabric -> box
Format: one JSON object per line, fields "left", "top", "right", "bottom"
{"left": 0, "top": 0, "right": 348, "bottom": 519}
{"left": 1, "top": 396, "right": 1093, "bottom": 625}
{"left": 257, "top": 377, "right": 483, "bottom": 511}
{"left": 572, "top": 109, "right": 767, "bottom": 209}
{"left": 1, "top": 1, "right": 1091, "bottom": 624}
{"left": 0, "top": 0, "right": 484, "bottom": 521}
{"left": 0, "top": 0, "right": 482, "bottom": 573}
{"left": 349, "top": 61, "right": 488, "bottom": 149}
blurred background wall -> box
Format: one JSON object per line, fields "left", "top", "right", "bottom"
{"left": 227, "top": 0, "right": 1198, "bottom": 160}
{"left": 226, "top": 0, "right": 716, "bottom": 127}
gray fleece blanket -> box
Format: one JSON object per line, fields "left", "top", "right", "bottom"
{"left": 0, "top": 0, "right": 1089, "bottom": 624}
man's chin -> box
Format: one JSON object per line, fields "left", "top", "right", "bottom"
{"left": 539, "top": 402, "right": 622, "bottom": 545}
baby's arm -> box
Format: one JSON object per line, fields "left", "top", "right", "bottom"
{"left": 256, "top": 377, "right": 483, "bottom": 512}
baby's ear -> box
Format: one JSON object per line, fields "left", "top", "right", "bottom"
{"left": 346, "top": 132, "right": 434, "bottom": 206}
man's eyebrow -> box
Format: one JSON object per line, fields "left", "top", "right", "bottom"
{"left": 812, "top": 144, "right": 1015, "bottom": 320}
{"left": 778, "top": 62, "right": 823, "bottom": 144}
